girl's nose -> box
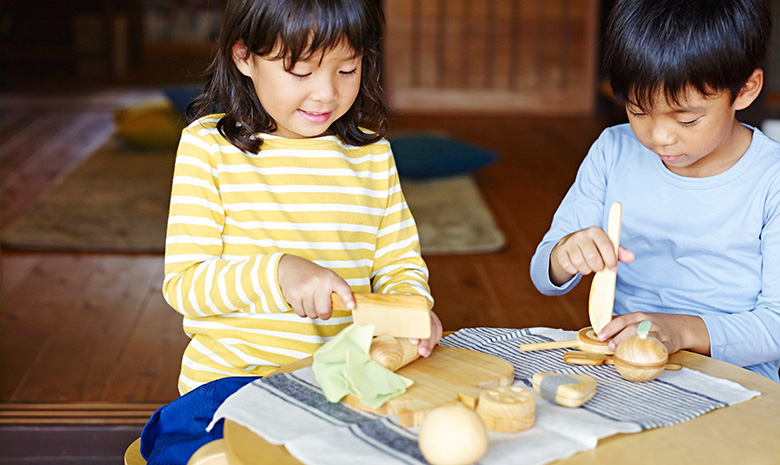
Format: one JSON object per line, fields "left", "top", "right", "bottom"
{"left": 312, "top": 76, "right": 337, "bottom": 102}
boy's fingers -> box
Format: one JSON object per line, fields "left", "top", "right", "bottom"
{"left": 618, "top": 247, "right": 635, "bottom": 263}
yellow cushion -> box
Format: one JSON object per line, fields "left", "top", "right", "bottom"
{"left": 114, "top": 97, "right": 185, "bottom": 150}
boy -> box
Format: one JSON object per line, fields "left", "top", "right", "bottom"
{"left": 530, "top": 0, "right": 780, "bottom": 381}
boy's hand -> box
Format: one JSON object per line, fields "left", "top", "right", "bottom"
{"left": 408, "top": 310, "right": 443, "bottom": 357}
{"left": 549, "top": 226, "right": 635, "bottom": 286}
{"left": 277, "top": 254, "right": 354, "bottom": 320}
{"left": 597, "top": 312, "right": 711, "bottom": 355}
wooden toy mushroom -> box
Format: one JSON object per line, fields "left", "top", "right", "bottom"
{"left": 613, "top": 320, "right": 669, "bottom": 382}
{"left": 418, "top": 402, "right": 488, "bottom": 465}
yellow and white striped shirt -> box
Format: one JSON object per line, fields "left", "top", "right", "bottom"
{"left": 163, "top": 115, "right": 432, "bottom": 394}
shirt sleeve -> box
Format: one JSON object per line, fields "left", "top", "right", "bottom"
{"left": 700, "top": 181, "right": 780, "bottom": 370}
{"left": 162, "top": 125, "right": 289, "bottom": 317}
{"left": 530, "top": 129, "right": 613, "bottom": 295}
{"left": 370, "top": 148, "right": 433, "bottom": 306}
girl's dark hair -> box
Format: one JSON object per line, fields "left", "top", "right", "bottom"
{"left": 603, "top": 0, "right": 772, "bottom": 112}
{"left": 187, "top": 0, "right": 387, "bottom": 153}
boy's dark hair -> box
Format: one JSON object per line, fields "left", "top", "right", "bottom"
{"left": 604, "top": 0, "right": 772, "bottom": 111}
{"left": 188, "top": 0, "right": 387, "bottom": 153}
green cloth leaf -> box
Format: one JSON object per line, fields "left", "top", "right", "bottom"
{"left": 312, "top": 324, "right": 413, "bottom": 407}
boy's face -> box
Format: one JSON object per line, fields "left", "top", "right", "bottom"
{"left": 625, "top": 88, "right": 750, "bottom": 177}
{"left": 234, "top": 41, "right": 362, "bottom": 139}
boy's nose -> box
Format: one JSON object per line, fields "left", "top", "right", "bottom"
{"left": 649, "top": 124, "right": 675, "bottom": 146}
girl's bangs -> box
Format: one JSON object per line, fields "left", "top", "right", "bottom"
{"left": 271, "top": 5, "right": 367, "bottom": 67}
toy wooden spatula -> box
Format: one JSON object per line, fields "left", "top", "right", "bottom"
{"left": 588, "top": 201, "right": 622, "bottom": 334}
{"left": 331, "top": 293, "right": 431, "bottom": 339}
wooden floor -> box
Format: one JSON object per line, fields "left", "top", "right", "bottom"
{"left": 0, "top": 87, "right": 610, "bottom": 460}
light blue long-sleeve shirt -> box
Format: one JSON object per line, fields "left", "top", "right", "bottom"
{"left": 530, "top": 123, "right": 780, "bottom": 382}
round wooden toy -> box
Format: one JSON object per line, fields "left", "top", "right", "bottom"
{"left": 612, "top": 321, "right": 669, "bottom": 382}
{"left": 418, "top": 402, "right": 488, "bottom": 465}
{"left": 475, "top": 386, "right": 535, "bottom": 433}
{"left": 518, "top": 326, "right": 612, "bottom": 355}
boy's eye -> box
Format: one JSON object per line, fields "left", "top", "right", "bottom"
{"left": 679, "top": 118, "right": 701, "bottom": 127}
{"left": 627, "top": 109, "right": 645, "bottom": 118}
{"left": 290, "top": 72, "right": 311, "bottom": 79}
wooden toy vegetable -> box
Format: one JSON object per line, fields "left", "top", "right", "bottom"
{"left": 475, "top": 386, "right": 535, "bottom": 433}
{"left": 418, "top": 402, "right": 488, "bottom": 465}
{"left": 532, "top": 372, "right": 597, "bottom": 408}
{"left": 369, "top": 334, "right": 420, "bottom": 371}
{"left": 613, "top": 321, "right": 669, "bottom": 382}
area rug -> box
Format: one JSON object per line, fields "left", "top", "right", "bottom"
{"left": 1, "top": 141, "right": 505, "bottom": 255}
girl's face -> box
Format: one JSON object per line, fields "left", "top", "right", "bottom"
{"left": 233, "top": 41, "right": 362, "bottom": 139}
{"left": 624, "top": 71, "right": 762, "bottom": 177}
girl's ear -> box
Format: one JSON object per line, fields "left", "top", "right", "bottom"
{"left": 232, "top": 40, "right": 253, "bottom": 77}
{"left": 734, "top": 68, "right": 763, "bottom": 111}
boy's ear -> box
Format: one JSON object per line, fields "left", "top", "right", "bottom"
{"left": 734, "top": 68, "right": 763, "bottom": 111}
{"left": 232, "top": 40, "right": 253, "bottom": 77}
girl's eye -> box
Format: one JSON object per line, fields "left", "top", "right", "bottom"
{"left": 339, "top": 68, "right": 357, "bottom": 76}
{"left": 290, "top": 72, "right": 311, "bottom": 80}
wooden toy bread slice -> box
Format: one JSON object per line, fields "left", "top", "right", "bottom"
{"left": 532, "top": 372, "right": 597, "bottom": 408}
{"left": 475, "top": 386, "right": 535, "bottom": 433}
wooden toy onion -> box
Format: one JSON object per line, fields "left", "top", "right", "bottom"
{"left": 613, "top": 321, "right": 668, "bottom": 382}
{"left": 418, "top": 402, "right": 488, "bottom": 465}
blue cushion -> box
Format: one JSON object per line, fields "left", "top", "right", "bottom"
{"left": 162, "top": 84, "right": 203, "bottom": 116}
{"left": 390, "top": 134, "right": 499, "bottom": 179}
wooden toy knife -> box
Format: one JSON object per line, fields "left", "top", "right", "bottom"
{"left": 331, "top": 293, "right": 432, "bottom": 339}
{"left": 588, "top": 201, "right": 622, "bottom": 334}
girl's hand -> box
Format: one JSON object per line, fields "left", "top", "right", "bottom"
{"left": 409, "top": 310, "right": 443, "bottom": 357}
{"left": 549, "top": 226, "right": 635, "bottom": 286}
{"left": 597, "top": 312, "right": 711, "bottom": 355}
{"left": 277, "top": 254, "right": 354, "bottom": 320}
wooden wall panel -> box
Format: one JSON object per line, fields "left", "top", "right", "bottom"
{"left": 384, "top": 0, "right": 599, "bottom": 115}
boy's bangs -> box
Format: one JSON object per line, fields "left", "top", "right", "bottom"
{"left": 611, "top": 48, "right": 723, "bottom": 113}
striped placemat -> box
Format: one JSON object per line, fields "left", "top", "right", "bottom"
{"left": 210, "top": 327, "right": 760, "bottom": 465}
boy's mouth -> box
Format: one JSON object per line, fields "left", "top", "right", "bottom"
{"left": 659, "top": 154, "right": 683, "bottom": 163}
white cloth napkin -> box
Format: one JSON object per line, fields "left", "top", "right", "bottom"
{"left": 209, "top": 327, "right": 760, "bottom": 465}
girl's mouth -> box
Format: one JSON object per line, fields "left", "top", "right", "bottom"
{"left": 299, "top": 110, "right": 332, "bottom": 124}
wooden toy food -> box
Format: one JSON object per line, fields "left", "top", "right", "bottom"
{"left": 532, "top": 372, "right": 597, "bottom": 408}
{"left": 613, "top": 321, "right": 669, "bottom": 382}
{"left": 369, "top": 335, "right": 420, "bottom": 371}
{"left": 418, "top": 402, "right": 488, "bottom": 465}
{"left": 518, "top": 326, "right": 612, "bottom": 354}
{"left": 563, "top": 350, "right": 681, "bottom": 371}
{"left": 475, "top": 386, "right": 535, "bottom": 433}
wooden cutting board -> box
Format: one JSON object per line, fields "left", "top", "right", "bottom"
{"left": 342, "top": 345, "right": 514, "bottom": 427}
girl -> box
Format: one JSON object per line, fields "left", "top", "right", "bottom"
{"left": 142, "top": 0, "right": 441, "bottom": 462}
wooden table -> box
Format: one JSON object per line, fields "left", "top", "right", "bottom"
{"left": 219, "top": 350, "right": 780, "bottom": 465}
